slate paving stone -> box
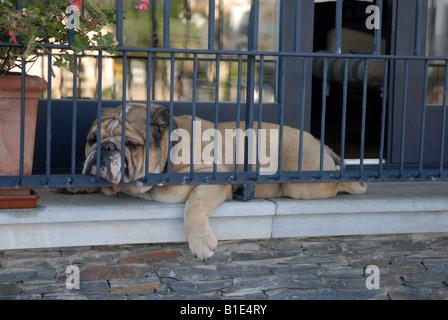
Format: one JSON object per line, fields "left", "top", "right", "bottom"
{"left": 0, "top": 269, "right": 56, "bottom": 283}
{"left": 165, "top": 279, "right": 233, "bottom": 295}
{"left": 301, "top": 241, "right": 344, "bottom": 255}
{"left": 270, "top": 264, "right": 321, "bottom": 276}
{"left": 0, "top": 283, "right": 21, "bottom": 295}
{"left": 156, "top": 266, "right": 223, "bottom": 281}
{"left": 266, "top": 288, "right": 390, "bottom": 300}
{"left": 1, "top": 233, "right": 447, "bottom": 300}
{"left": 422, "top": 259, "right": 448, "bottom": 272}
{"left": 109, "top": 277, "right": 161, "bottom": 295}
{"left": 388, "top": 286, "right": 448, "bottom": 300}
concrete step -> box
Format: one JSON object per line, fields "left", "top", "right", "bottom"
{"left": 0, "top": 182, "right": 447, "bottom": 250}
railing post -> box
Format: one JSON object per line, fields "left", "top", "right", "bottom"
{"left": 237, "top": 0, "right": 259, "bottom": 201}
{"left": 116, "top": 0, "right": 124, "bottom": 47}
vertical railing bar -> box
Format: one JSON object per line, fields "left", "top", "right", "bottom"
{"left": 45, "top": 51, "right": 53, "bottom": 184}
{"left": 95, "top": 51, "right": 103, "bottom": 182}
{"left": 208, "top": 0, "right": 215, "bottom": 50}
{"left": 167, "top": 53, "right": 175, "bottom": 179}
{"left": 417, "top": 59, "right": 429, "bottom": 177}
{"left": 151, "top": 0, "right": 157, "bottom": 49}
{"left": 297, "top": 57, "right": 307, "bottom": 178}
{"left": 68, "top": 8, "right": 75, "bottom": 46}
{"left": 212, "top": 54, "right": 220, "bottom": 180}
{"left": 120, "top": 51, "right": 127, "bottom": 183}
{"left": 378, "top": 59, "right": 389, "bottom": 178}
{"left": 242, "top": 0, "right": 259, "bottom": 185}
{"left": 245, "top": 58, "right": 255, "bottom": 175}
{"left": 277, "top": 56, "right": 285, "bottom": 180}
{"left": 145, "top": 52, "right": 152, "bottom": 182}
{"left": 374, "top": 0, "right": 383, "bottom": 55}
{"left": 438, "top": 60, "right": 448, "bottom": 176}
{"left": 234, "top": 55, "right": 243, "bottom": 179}
{"left": 339, "top": 58, "right": 349, "bottom": 178}
{"left": 319, "top": 59, "right": 328, "bottom": 178}
{"left": 387, "top": 0, "right": 397, "bottom": 163}
{"left": 359, "top": 59, "right": 369, "bottom": 178}
{"left": 414, "top": 0, "right": 423, "bottom": 56}
{"left": 248, "top": 0, "right": 259, "bottom": 51}
{"left": 70, "top": 55, "right": 78, "bottom": 183}
{"left": 116, "top": 0, "right": 124, "bottom": 47}
{"left": 294, "top": 0, "right": 301, "bottom": 52}
{"left": 163, "top": 0, "right": 170, "bottom": 48}
{"left": 80, "top": 0, "right": 85, "bottom": 17}
{"left": 256, "top": 56, "right": 264, "bottom": 178}
{"left": 189, "top": 53, "right": 198, "bottom": 181}
{"left": 18, "top": 50, "right": 26, "bottom": 185}
{"left": 335, "top": 0, "right": 343, "bottom": 54}
{"left": 399, "top": 60, "right": 409, "bottom": 178}
{"left": 151, "top": 3, "right": 157, "bottom": 98}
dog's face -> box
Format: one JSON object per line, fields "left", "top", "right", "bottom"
{"left": 82, "top": 103, "right": 172, "bottom": 186}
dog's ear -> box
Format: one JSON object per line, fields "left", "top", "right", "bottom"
{"left": 151, "top": 106, "right": 170, "bottom": 129}
{"left": 150, "top": 106, "right": 178, "bottom": 138}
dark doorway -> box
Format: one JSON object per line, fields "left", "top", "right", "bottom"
{"left": 311, "top": 0, "right": 390, "bottom": 160}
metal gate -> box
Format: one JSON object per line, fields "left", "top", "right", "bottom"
{"left": 0, "top": 0, "right": 447, "bottom": 198}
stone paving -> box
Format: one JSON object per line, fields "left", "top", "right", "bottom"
{"left": 0, "top": 232, "right": 447, "bottom": 300}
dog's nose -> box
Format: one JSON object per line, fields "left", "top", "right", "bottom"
{"left": 101, "top": 141, "right": 117, "bottom": 152}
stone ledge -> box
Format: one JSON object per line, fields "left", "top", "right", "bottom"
{"left": 0, "top": 182, "right": 447, "bottom": 250}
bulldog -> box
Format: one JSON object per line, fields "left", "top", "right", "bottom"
{"left": 80, "top": 103, "right": 366, "bottom": 260}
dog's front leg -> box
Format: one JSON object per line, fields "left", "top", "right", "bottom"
{"left": 184, "top": 184, "right": 232, "bottom": 260}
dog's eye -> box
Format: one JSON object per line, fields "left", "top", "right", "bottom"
{"left": 126, "top": 141, "right": 142, "bottom": 151}
{"left": 88, "top": 136, "right": 97, "bottom": 146}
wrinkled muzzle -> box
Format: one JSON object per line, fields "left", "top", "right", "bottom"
{"left": 82, "top": 141, "right": 124, "bottom": 185}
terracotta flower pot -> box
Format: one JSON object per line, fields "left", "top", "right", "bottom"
{"left": 0, "top": 74, "right": 47, "bottom": 208}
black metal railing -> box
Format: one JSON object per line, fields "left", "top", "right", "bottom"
{"left": 0, "top": 0, "right": 447, "bottom": 198}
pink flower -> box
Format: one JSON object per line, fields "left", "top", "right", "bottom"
{"left": 8, "top": 31, "right": 18, "bottom": 45}
{"left": 71, "top": 0, "right": 82, "bottom": 9}
{"left": 138, "top": 0, "right": 149, "bottom": 10}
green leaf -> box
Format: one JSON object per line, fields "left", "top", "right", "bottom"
{"left": 92, "top": 33, "right": 105, "bottom": 47}
{"left": 103, "top": 32, "right": 115, "bottom": 45}
{"left": 71, "top": 34, "right": 90, "bottom": 54}
{"left": 28, "top": 11, "right": 39, "bottom": 19}
{"left": 53, "top": 57, "right": 63, "bottom": 68}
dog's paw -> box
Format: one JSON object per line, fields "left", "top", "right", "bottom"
{"left": 60, "top": 187, "right": 101, "bottom": 194}
{"left": 61, "top": 187, "right": 87, "bottom": 194}
{"left": 356, "top": 182, "right": 368, "bottom": 194}
{"left": 187, "top": 232, "right": 218, "bottom": 260}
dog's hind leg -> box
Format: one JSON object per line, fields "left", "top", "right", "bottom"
{"left": 280, "top": 182, "right": 340, "bottom": 200}
{"left": 184, "top": 184, "right": 232, "bottom": 260}
{"left": 280, "top": 181, "right": 367, "bottom": 199}
{"left": 337, "top": 181, "right": 367, "bottom": 195}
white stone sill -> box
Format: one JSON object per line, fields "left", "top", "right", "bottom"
{"left": 0, "top": 182, "right": 447, "bottom": 250}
